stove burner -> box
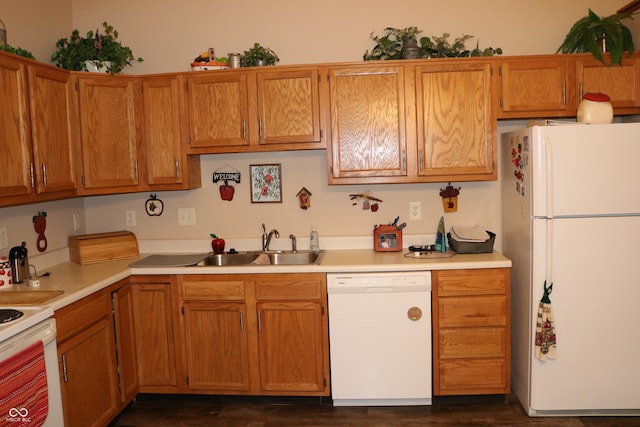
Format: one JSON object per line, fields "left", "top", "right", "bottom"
{"left": 0, "top": 309, "right": 24, "bottom": 324}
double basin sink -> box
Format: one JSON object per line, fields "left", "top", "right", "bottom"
{"left": 197, "top": 250, "right": 324, "bottom": 266}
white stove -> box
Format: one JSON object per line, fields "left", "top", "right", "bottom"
{"left": 0, "top": 306, "right": 54, "bottom": 342}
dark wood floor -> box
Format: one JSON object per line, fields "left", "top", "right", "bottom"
{"left": 110, "top": 394, "right": 640, "bottom": 426}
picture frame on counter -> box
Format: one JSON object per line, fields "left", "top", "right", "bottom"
{"left": 250, "top": 163, "right": 282, "bottom": 203}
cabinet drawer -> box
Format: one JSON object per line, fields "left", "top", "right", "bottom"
{"left": 438, "top": 296, "right": 506, "bottom": 327}
{"left": 435, "top": 268, "right": 508, "bottom": 296}
{"left": 181, "top": 275, "right": 245, "bottom": 300}
{"left": 437, "top": 359, "right": 508, "bottom": 393}
{"left": 255, "top": 275, "right": 324, "bottom": 300}
{"left": 55, "top": 290, "right": 111, "bottom": 341}
{"left": 439, "top": 327, "right": 507, "bottom": 359}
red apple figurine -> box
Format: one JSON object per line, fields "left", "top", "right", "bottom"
{"left": 219, "top": 183, "right": 234, "bottom": 201}
{"left": 210, "top": 234, "right": 225, "bottom": 254}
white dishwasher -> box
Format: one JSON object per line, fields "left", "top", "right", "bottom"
{"left": 327, "top": 271, "right": 432, "bottom": 406}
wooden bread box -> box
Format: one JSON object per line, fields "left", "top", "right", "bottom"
{"left": 69, "top": 231, "right": 139, "bottom": 265}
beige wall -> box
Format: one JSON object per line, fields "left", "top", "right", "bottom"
{"left": 0, "top": 1, "right": 636, "bottom": 257}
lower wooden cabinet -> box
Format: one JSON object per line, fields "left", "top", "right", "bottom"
{"left": 180, "top": 273, "right": 329, "bottom": 396}
{"left": 55, "top": 289, "right": 121, "bottom": 427}
{"left": 432, "top": 268, "right": 511, "bottom": 396}
{"left": 129, "top": 275, "right": 185, "bottom": 393}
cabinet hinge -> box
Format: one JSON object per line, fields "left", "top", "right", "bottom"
{"left": 498, "top": 66, "right": 502, "bottom": 76}
{"left": 499, "top": 99, "right": 503, "bottom": 108}
{"left": 185, "top": 81, "right": 188, "bottom": 90}
{"left": 324, "top": 378, "right": 327, "bottom": 387}
{"left": 75, "top": 81, "right": 79, "bottom": 91}
{"left": 186, "top": 376, "right": 189, "bottom": 386}
{"left": 181, "top": 306, "right": 184, "bottom": 315}
{"left": 81, "top": 175, "right": 85, "bottom": 186}
{"left": 321, "top": 306, "right": 325, "bottom": 315}
{"left": 319, "top": 129, "right": 323, "bottom": 140}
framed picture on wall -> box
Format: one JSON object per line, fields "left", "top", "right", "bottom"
{"left": 250, "top": 164, "right": 282, "bottom": 203}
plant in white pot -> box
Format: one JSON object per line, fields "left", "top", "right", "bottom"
{"left": 51, "top": 22, "right": 143, "bottom": 75}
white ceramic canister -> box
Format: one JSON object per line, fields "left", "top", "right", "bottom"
{"left": 577, "top": 92, "right": 613, "bottom": 124}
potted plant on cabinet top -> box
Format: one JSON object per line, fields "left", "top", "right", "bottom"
{"left": 556, "top": 9, "right": 636, "bottom": 66}
{"left": 51, "top": 22, "right": 143, "bottom": 75}
{"left": 363, "top": 27, "right": 502, "bottom": 61}
{"left": 240, "top": 42, "right": 279, "bottom": 67}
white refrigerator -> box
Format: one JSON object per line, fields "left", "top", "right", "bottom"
{"left": 501, "top": 122, "right": 640, "bottom": 416}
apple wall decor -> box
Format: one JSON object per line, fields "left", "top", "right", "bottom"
{"left": 212, "top": 166, "right": 241, "bottom": 202}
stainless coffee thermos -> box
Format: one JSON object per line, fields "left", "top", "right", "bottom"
{"left": 9, "top": 242, "right": 30, "bottom": 284}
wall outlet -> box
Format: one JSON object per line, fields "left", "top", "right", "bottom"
{"left": 409, "top": 202, "right": 422, "bottom": 220}
{"left": 125, "top": 210, "right": 136, "bottom": 227}
{"left": 178, "top": 208, "right": 196, "bottom": 226}
{"left": 0, "top": 227, "right": 8, "bottom": 249}
{"left": 72, "top": 213, "right": 81, "bottom": 231}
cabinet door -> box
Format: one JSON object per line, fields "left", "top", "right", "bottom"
{"left": 58, "top": 317, "right": 120, "bottom": 427}
{"left": 327, "top": 65, "right": 407, "bottom": 180}
{"left": 182, "top": 301, "right": 251, "bottom": 391}
{"left": 256, "top": 68, "right": 322, "bottom": 146}
{"left": 112, "top": 283, "right": 139, "bottom": 404}
{"left": 416, "top": 61, "right": 495, "bottom": 180}
{"left": 131, "top": 282, "right": 179, "bottom": 390}
{"left": 142, "top": 76, "right": 185, "bottom": 185}
{"left": 577, "top": 56, "right": 640, "bottom": 110}
{"left": 27, "top": 65, "right": 78, "bottom": 196}
{"left": 498, "top": 58, "right": 570, "bottom": 117}
{"left": 77, "top": 76, "right": 141, "bottom": 190}
{"left": 257, "top": 301, "right": 326, "bottom": 392}
{"left": 185, "top": 72, "right": 249, "bottom": 149}
{"left": 0, "top": 55, "right": 33, "bottom": 201}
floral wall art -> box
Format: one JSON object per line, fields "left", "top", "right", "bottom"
{"left": 250, "top": 164, "right": 282, "bottom": 203}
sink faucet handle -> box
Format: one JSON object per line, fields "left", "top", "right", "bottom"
{"left": 289, "top": 234, "right": 297, "bottom": 252}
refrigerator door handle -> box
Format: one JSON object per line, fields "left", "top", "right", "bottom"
{"left": 545, "top": 138, "right": 554, "bottom": 219}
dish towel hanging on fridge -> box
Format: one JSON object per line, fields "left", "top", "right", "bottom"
{"left": 535, "top": 281, "right": 557, "bottom": 361}
{"left": 0, "top": 340, "right": 49, "bottom": 427}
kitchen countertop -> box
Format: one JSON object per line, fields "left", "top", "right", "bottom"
{"left": 0, "top": 249, "right": 511, "bottom": 311}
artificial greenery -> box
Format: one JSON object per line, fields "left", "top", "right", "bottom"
{"left": 51, "top": 22, "right": 143, "bottom": 75}
{"left": 363, "top": 27, "right": 502, "bottom": 61}
{"left": 240, "top": 43, "right": 279, "bottom": 67}
{"left": 556, "top": 9, "right": 636, "bottom": 66}
{"left": 0, "top": 43, "right": 35, "bottom": 60}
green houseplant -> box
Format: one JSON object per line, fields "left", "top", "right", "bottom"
{"left": 51, "top": 22, "right": 143, "bottom": 75}
{"left": 556, "top": 9, "right": 636, "bottom": 66}
{"left": 240, "top": 43, "right": 279, "bottom": 67}
{"left": 364, "top": 27, "right": 502, "bottom": 61}
{"left": 0, "top": 43, "right": 35, "bottom": 60}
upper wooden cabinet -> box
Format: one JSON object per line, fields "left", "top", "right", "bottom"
{"left": 0, "top": 53, "right": 79, "bottom": 207}
{"left": 495, "top": 53, "right": 640, "bottom": 119}
{"left": 496, "top": 57, "right": 571, "bottom": 118}
{"left": 184, "top": 71, "right": 250, "bottom": 149}
{"left": 416, "top": 61, "right": 496, "bottom": 181}
{"left": 76, "top": 75, "right": 142, "bottom": 193}
{"left": 326, "top": 59, "right": 496, "bottom": 184}
{"left": 326, "top": 64, "right": 408, "bottom": 182}
{"left": 0, "top": 55, "right": 33, "bottom": 202}
{"left": 255, "top": 68, "right": 322, "bottom": 146}
{"left": 141, "top": 75, "right": 201, "bottom": 189}
{"left": 76, "top": 73, "right": 201, "bottom": 195}
{"left": 576, "top": 55, "right": 640, "bottom": 113}
{"left": 184, "top": 66, "right": 324, "bottom": 154}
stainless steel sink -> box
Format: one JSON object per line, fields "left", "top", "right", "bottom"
{"left": 196, "top": 251, "right": 323, "bottom": 266}
{"left": 196, "top": 252, "right": 260, "bottom": 266}
{"left": 267, "top": 251, "right": 322, "bottom": 265}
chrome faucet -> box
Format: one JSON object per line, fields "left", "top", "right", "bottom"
{"left": 289, "top": 234, "right": 297, "bottom": 253}
{"left": 262, "top": 223, "right": 279, "bottom": 251}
